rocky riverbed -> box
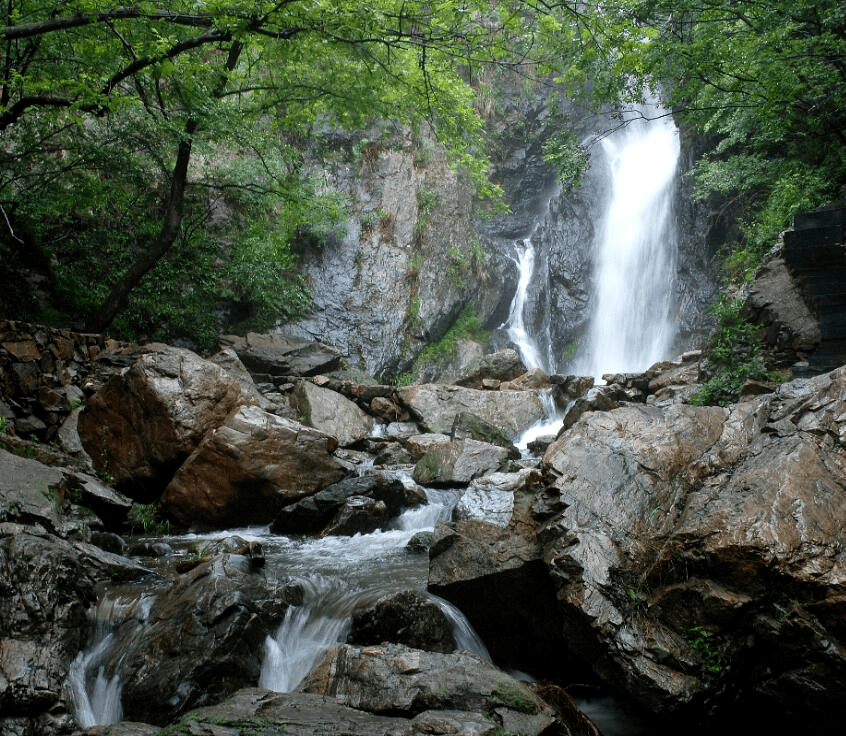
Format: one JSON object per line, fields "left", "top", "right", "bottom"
{"left": 1, "top": 325, "right": 844, "bottom": 735}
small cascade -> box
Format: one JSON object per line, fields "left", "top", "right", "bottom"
{"left": 503, "top": 238, "right": 546, "bottom": 371}
{"left": 257, "top": 484, "right": 477, "bottom": 693}
{"left": 575, "top": 106, "right": 680, "bottom": 378}
{"left": 66, "top": 593, "right": 148, "bottom": 727}
{"left": 260, "top": 575, "right": 356, "bottom": 692}
{"left": 515, "top": 389, "right": 566, "bottom": 455}
{"left": 429, "top": 594, "right": 491, "bottom": 660}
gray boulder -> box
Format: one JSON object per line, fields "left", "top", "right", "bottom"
{"left": 397, "top": 384, "right": 545, "bottom": 439}
{"left": 412, "top": 438, "right": 511, "bottom": 486}
{"left": 300, "top": 642, "right": 557, "bottom": 735}
{"left": 221, "top": 332, "right": 342, "bottom": 376}
{"left": 537, "top": 366, "right": 846, "bottom": 728}
{"left": 291, "top": 379, "right": 374, "bottom": 447}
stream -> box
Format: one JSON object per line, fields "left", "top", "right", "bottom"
{"left": 67, "top": 479, "right": 484, "bottom": 727}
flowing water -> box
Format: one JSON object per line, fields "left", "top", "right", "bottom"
{"left": 67, "top": 482, "right": 481, "bottom": 726}
{"left": 575, "top": 107, "right": 680, "bottom": 378}
{"left": 504, "top": 237, "right": 547, "bottom": 372}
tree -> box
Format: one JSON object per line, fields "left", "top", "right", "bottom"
{"left": 0, "top": 1, "right": 525, "bottom": 337}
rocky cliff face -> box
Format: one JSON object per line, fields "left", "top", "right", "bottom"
{"left": 285, "top": 94, "right": 722, "bottom": 379}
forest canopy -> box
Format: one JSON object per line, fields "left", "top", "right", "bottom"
{"left": 1, "top": 1, "right": 844, "bottom": 346}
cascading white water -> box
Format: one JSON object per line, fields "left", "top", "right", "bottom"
{"left": 256, "top": 483, "right": 483, "bottom": 693}
{"left": 66, "top": 595, "right": 141, "bottom": 727}
{"left": 504, "top": 238, "right": 546, "bottom": 372}
{"left": 575, "top": 107, "right": 680, "bottom": 378}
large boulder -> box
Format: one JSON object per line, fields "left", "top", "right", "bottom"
{"left": 427, "top": 513, "right": 571, "bottom": 681}
{"left": 291, "top": 380, "right": 374, "bottom": 447}
{"left": 537, "top": 366, "right": 846, "bottom": 730}
{"left": 397, "top": 384, "right": 545, "bottom": 439}
{"left": 412, "top": 438, "right": 512, "bottom": 486}
{"left": 97, "top": 552, "right": 299, "bottom": 726}
{"left": 454, "top": 468, "right": 543, "bottom": 528}
{"left": 159, "top": 405, "right": 348, "bottom": 529}
{"left": 78, "top": 345, "right": 256, "bottom": 500}
{"left": 153, "top": 687, "right": 509, "bottom": 736}
{"left": 455, "top": 348, "right": 528, "bottom": 388}
{"left": 299, "top": 642, "right": 558, "bottom": 735}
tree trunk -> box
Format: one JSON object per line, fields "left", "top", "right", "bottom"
{"left": 87, "top": 40, "right": 243, "bottom": 334}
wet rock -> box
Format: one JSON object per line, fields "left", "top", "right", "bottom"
{"left": 0, "top": 524, "right": 147, "bottom": 726}
{"left": 407, "top": 531, "right": 433, "bottom": 553}
{"left": 78, "top": 345, "right": 256, "bottom": 500}
{"left": 221, "top": 332, "right": 342, "bottom": 376}
{"left": 100, "top": 553, "right": 298, "bottom": 726}
{"left": 538, "top": 367, "right": 846, "bottom": 728}
{"left": 89, "top": 532, "right": 128, "bottom": 556}
{"left": 397, "top": 383, "right": 545, "bottom": 439}
{"left": 159, "top": 404, "right": 348, "bottom": 529}
{"left": 291, "top": 379, "right": 374, "bottom": 447}
{"left": 270, "top": 474, "right": 422, "bottom": 536}
{"left": 322, "top": 495, "right": 388, "bottom": 536}
{"left": 348, "top": 590, "right": 457, "bottom": 653}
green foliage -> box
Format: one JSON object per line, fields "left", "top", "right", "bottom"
{"left": 542, "top": 129, "right": 589, "bottom": 191}
{"left": 551, "top": 0, "right": 846, "bottom": 254}
{"left": 415, "top": 188, "right": 439, "bottom": 234}
{"left": 0, "top": 0, "right": 524, "bottom": 339}
{"left": 685, "top": 626, "right": 723, "bottom": 675}
{"left": 128, "top": 503, "right": 171, "bottom": 536}
{"left": 446, "top": 245, "right": 468, "bottom": 287}
{"left": 688, "top": 295, "right": 773, "bottom": 407}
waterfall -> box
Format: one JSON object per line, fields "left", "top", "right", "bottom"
{"left": 503, "top": 238, "right": 546, "bottom": 371}
{"left": 575, "top": 107, "right": 680, "bottom": 378}
{"left": 430, "top": 594, "right": 491, "bottom": 659}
